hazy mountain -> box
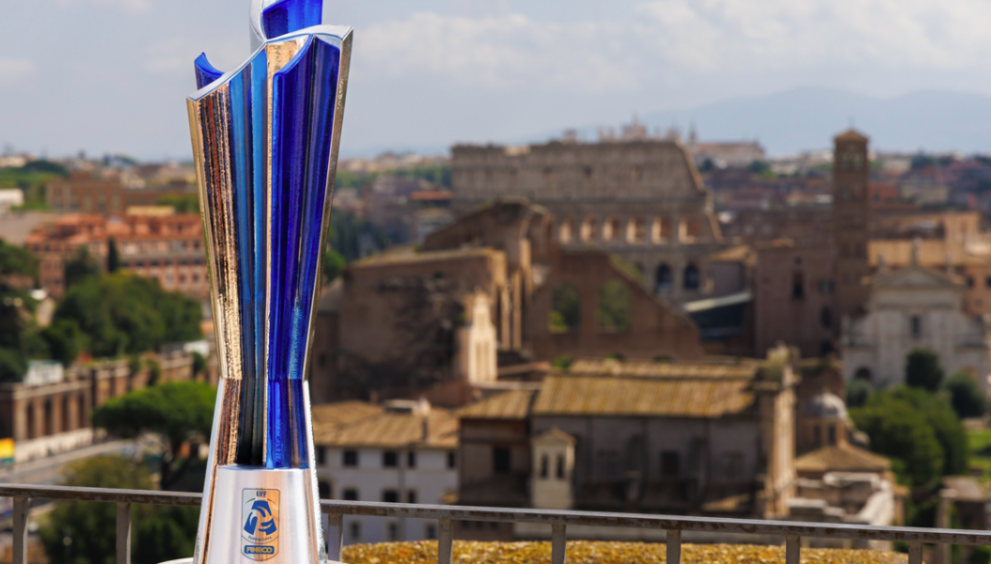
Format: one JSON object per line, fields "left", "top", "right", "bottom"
{"left": 639, "top": 86, "right": 991, "bottom": 157}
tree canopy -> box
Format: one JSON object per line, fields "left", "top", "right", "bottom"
{"left": 63, "top": 246, "right": 101, "bottom": 289}
{"left": 0, "top": 238, "right": 41, "bottom": 382}
{"left": 851, "top": 387, "right": 968, "bottom": 487}
{"left": 93, "top": 381, "right": 215, "bottom": 490}
{"left": 906, "top": 349, "right": 944, "bottom": 392}
{"left": 943, "top": 371, "right": 989, "bottom": 420}
{"left": 39, "top": 455, "right": 199, "bottom": 564}
{"left": 53, "top": 272, "right": 202, "bottom": 358}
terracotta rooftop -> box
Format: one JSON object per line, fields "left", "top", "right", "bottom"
{"left": 567, "top": 359, "right": 760, "bottom": 380}
{"left": 314, "top": 403, "right": 458, "bottom": 449}
{"left": 834, "top": 129, "right": 868, "bottom": 142}
{"left": 532, "top": 374, "right": 754, "bottom": 418}
{"left": 794, "top": 444, "right": 890, "bottom": 474}
{"left": 457, "top": 390, "right": 536, "bottom": 420}
{"left": 311, "top": 401, "right": 384, "bottom": 443}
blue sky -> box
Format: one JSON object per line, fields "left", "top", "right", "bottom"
{"left": 4, "top": 0, "right": 991, "bottom": 159}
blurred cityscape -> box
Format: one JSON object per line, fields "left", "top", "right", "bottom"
{"left": 3, "top": 119, "right": 991, "bottom": 562}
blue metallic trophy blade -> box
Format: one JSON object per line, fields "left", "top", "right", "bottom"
{"left": 186, "top": 2, "right": 351, "bottom": 563}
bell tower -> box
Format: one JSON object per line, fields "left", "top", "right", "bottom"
{"left": 832, "top": 129, "right": 871, "bottom": 321}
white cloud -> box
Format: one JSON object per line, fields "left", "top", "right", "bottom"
{"left": 55, "top": 0, "right": 151, "bottom": 14}
{"left": 0, "top": 59, "right": 37, "bottom": 81}
{"left": 357, "top": 12, "right": 640, "bottom": 91}
{"left": 634, "top": 0, "right": 991, "bottom": 72}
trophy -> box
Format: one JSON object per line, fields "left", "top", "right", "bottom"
{"left": 186, "top": 1, "right": 351, "bottom": 563}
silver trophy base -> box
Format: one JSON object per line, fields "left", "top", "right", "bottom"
{"left": 193, "top": 466, "right": 334, "bottom": 564}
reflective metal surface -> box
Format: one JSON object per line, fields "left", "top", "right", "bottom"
{"left": 186, "top": 1, "right": 351, "bottom": 563}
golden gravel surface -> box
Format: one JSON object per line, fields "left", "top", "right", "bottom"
{"left": 342, "top": 541, "right": 910, "bottom": 564}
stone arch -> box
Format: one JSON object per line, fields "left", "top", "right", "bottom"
{"left": 683, "top": 263, "right": 700, "bottom": 291}
{"left": 549, "top": 284, "right": 581, "bottom": 333}
{"left": 559, "top": 217, "right": 574, "bottom": 244}
{"left": 626, "top": 217, "right": 646, "bottom": 244}
{"left": 854, "top": 367, "right": 872, "bottom": 382}
{"left": 598, "top": 280, "right": 631, "bottom": 333}
{"left": 602, "top": 216, "right": 621, "bottom": 242}
{"left": 26, "top": 402, "right": 35, "bottom": 440}
{"left": 580, "top": 216, "right": 597, "bottom": 242}
{"left": 655, "top": 263, "right": 673, "bottom": 293}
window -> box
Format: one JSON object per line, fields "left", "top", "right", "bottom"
{"left": 791, "top": 272, "right": 805, "bottom": 300}
{"left": 820, "top": 307, "right": 833, "bottom": 329}
{"left": 655, "top": 264, "right": 672, "bottom": 293}
{"left": 985, "top": 276, "right": 991, "bottom": 288}
{"left": 349, "top": 522, "right": 361, "bottom": 542}
{"left": 602, "top": 216, "right": 621, "bottom": 242}
{"left": 660, "top": 451, "right": 680, "bottom": 478}
{"left": 382, "top": 489, "right": 399, "bottom": 503}
{"left": 539, "top": 454, "right": 549, "bottom": 478}
{"left": 580, "top": 216, "right": 597, "bottom": 242}
{"left": 813, "top": 425, "right": 821, "bottom": 447}
{"left": 407, "top": 451, "right": 417, "bottom": 469}
{"left": 493, "top": 447, "right": 511, "bottom": 474}
{"left": 598, "top": 280, "right": 631, "bottom": 332}
{"left": 683, "top": 264, "right": 700, "bottom": 291}
{"left": 910, "top": 315, "right": 922, "bottom": 339}
{"left": 318, "top": 481, "right": 331, "bottom": 499}
{"left": 425, "top": 524, "right": 437, "bottom": 540}
{"left": 317, "top": 446, "right": 327, "bottom": 465}
{"left": 828, "top": 425, "right": 837, "bottom": 446}
{"left": 447, "top": 452, "right": 457, "bottom": 469}
{"left": 967, "top": 276, "right": 975, "bottom": 288}
{"left": 556, "top": 455, "right": 565, "bottom": 480}
{"left": 343, "top": 488, "right": 358, "bottom": 501}
{"left": 383, "top": 450, "right": 399, "bottom": 468}
{"left": 343, "top": 450, "right": 358, "bottom": 467}
{"left": 722, "top": 452, "right": 743, "bottom": 480}
{"left": 407, "top": 490, "right": 417, "bottom": 504}
{"left": 549, "top": 284, "right": 581, "bottom": 333}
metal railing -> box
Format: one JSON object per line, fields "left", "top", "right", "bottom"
{"left": 2, "top": 483, "right": 988, "bottom": 564}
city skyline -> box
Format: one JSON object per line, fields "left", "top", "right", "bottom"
{"left": 7, "top": 0, "right": 991, "bottom": 159}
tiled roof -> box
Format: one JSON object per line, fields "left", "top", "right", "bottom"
{"left": 311, "top": 401, "right": 384, "bottom": 443}
{"left": 457, "top": 390, "right": 535, "bottom": 420}
{"left": 532, "top": 375, "right": 753, "bottom": 418}
{"left": 794, "top": 445, "right": 890, "bottom": 474}
{"left": 567, "top": 359, "right": 758, "bottom": 380}
{"left": 315, "top": 406, "right": 458, "bottom": 449}
{"left": 835, "top": 129, "right": 868, "bottom": 141}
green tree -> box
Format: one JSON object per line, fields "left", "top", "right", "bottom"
{"left": 157, "top": 194, "right": 200, "bottom": 213}
{"left": 944, "top": 371, "right": 989, "bottom": 420}
{"left": 846, "top": 378, "right": 873, "bottom": 408}
{"left": 63, "top": 246, "right": 101, "bottom": 289}
{"left": 93, "top": 381, "right": 216, "bottom": 490}
{"left": 41, "top": 319, "right": 85, "bottom": 366}
{"left": 322, "top": 247, "right": 347, "bottom": 283}
{"left": 906, "top": 349, "right": 944, "bottom": 392}
{"left": 53, "top": 272, "right": 202, "bottom": 357}
{"left": 597, "top": 280, "right": 631, "bottom": 332}
{"left": 549, "top": 284, "right": 581, "bottom": 333}
{"left": 191, "top": 351, "right": 207, "bottom": 379}
{"left": 107, "top": 238, "right": 121, "bottom": 273}
{"left": 39, "top": 455, "right": 198, "bottom": 564}
{"left": 0, "top": 238, "right": 40, "bottom": 381}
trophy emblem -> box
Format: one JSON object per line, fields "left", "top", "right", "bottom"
{"left": 185, "top": 1, "right": 351, "bottom": 563}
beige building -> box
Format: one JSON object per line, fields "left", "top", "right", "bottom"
{"left": 451, "top": 139, "right": 729, "bottom": 304}
{"left": 841, "top": 258, "right": 991, "bottom": 393}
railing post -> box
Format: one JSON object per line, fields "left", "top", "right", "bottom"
{"left": 116, "top": 502, "right": 131, "bottom": 564}
{"left": 665, "top": 529, "right": 681, "bottom": 564}
{"left": 551, "top": 524, "right": 567, "bottom": 564}
{"left": 325, "top": 513, "right": 344, "bottom": 562}
{"left": 908, "top": 542, "right": 923, "bottom": 564}
{"left": 437, "top": 519, "right": 453, "bottom": 564}
{"left": 13, "top": 497, "right": 28, "bottom": 564}
{"left": 785, "top": 535, "right": 800, "bottom": 564}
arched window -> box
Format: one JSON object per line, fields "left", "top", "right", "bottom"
{"left": 792, "top": 272, "right": 805, "bottom": 300}
{"left": 26, "top": 403, "right": 35, "bottom": 440}
{"left": 627, "top": 218, "right": 646, "bottom": 244}
{"left": 44, "top": 399, "right": 53, "bottom": 437}
{"left": 580, "top": 216, "right": 597, "bottom": 242}
{"left": 683, "top": 264, "right": 700, "bottom": 291}
{"left": 854, "top": 367, "right": 872, "bottom": 381}
{"left": 549, "top": 284, "right": 581, "bottom": 333}
{"left": 651, "top": 218, "right": 666, "bottom": 244}
{"left": 598, "top": 280, "right": 631, "bottom": 332}
{"left": 602, "top": 216, "right": 621, "bottom": 242}
{"left": 559, "top": 218, "right": 574, "bottom": 244}
{"left": 655, "top": 264, "right": 672, "bottom": 293}
{"left": 820, "top": 307, "right": 833, "bottom": 329}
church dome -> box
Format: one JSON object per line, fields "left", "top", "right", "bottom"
{"left": 804, "top": 393, "right": 848, "bottom": 419}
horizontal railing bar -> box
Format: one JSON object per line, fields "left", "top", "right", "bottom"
{"left": 2, "top": 483, "right": 988, "bottom": 547}
{"left": 0, "top": 484, "right": 201, "bottom": 506}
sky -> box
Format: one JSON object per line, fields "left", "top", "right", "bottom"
{"left": 5, "top": 0, "right": 991, "bottom": 160}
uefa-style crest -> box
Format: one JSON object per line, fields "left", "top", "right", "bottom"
{"left": 185, "top": 1, "right": 352, "bottom": 564}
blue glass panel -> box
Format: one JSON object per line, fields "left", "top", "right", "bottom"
{"left": 194, "top": 53, "right": 223, "bottom": 90}
{"left": 248, "top": 51, "right": 269, "bottom": 466}
{"left": 262, "top": 0, "right": 323, "bottom": 39}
